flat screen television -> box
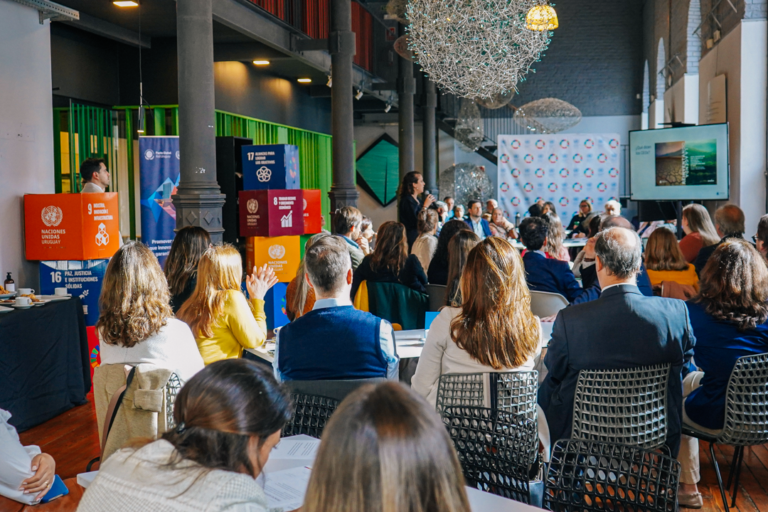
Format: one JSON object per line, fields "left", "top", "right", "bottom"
{"left": 629, "top": 124, "right": 729, "bottom": 201}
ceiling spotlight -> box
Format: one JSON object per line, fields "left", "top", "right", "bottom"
{"left": 355, "top": 88, "right": 364, "bottom": 100}
{"left": 297, "top": 78, "right": 312, "bottom": 83}
{"left": 113, "top": 0, "right": 139, "bottom": 6}
{"left": 253, "top": 60, "right": 270, "bottom": 66}
{"left": 326, "top": 75, "right": 333, "bottom": 88}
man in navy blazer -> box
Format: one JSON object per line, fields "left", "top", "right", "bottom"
{"left": 538, "top": 227, "right": 696, "bottom": 456}
{"left": 464, "top": 200, "right": 493, "bottom": 239}
{"left": 519, "top": 216, "right": 583, "bottom": 302}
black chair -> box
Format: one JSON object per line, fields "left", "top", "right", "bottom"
{"left": 442, "top": 405, "right": 539, "bottom": 504}
{"left": 435, "top": 371, "right": 538, "bottom": 417}
{"left": 544, "top": 438, "right": 681, "bottom": 512}
{"left": 282, "top": 378, "right": 386, "bottom": 403}
{"left": 426, "top": 284, "right": 447, "bottom": 311}
{"left": 282, "top": 393, "right": 339, "bottom": 438}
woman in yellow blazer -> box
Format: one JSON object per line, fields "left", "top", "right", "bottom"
{"left": 177, "top": 244, "right": 278, "bottom": 364}
{"left": 644, "top": 227, "right": 699, "bottom": 291}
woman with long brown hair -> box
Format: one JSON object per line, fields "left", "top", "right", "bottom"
{"left": 177, "top": 244, "right": 278, "bottom": 365}
{"left": 679, "top": 204, "right": 720, "bottom": 263}
{"left": 412, "top": 237, "right": 542, "bottom": 405}
{"left": 644, "top": 227, "right": 698, "bottom": 289}
{"left": 164, "top": 226, "right": 211, "bottom": 313}
{"left": 98, "top": 242, "right": 204, "bottom": 383}
{"left": 78, "top": 359, "right": 292, "bottom": 512}
{"left": 285, "top": 233, "right": 329, "bottom": 321}
{"left": 302, "top": 382, "right": 471, "bottom": 512}
{"left": 351, "top": 221, "right": 428, "bottom": 299}
{"left": 445, "top": 230, "right": 481, "bottom": 307}
{"left": 676, "top": 240, "right": 768, "bottom": 508}
{"left": 398, "top": 171, "right": 436, "bottom": 248}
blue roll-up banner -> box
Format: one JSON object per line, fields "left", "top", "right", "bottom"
{"left": 139, "top": 136, "right": 180, "bottom": 266}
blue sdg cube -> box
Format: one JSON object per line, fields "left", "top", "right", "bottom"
{"left": 242, "top": 144, "right": 300, "bottom": 190}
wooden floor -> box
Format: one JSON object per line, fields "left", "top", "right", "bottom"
{"left": 16, "top": 395, "right": 768, "bottom": 511}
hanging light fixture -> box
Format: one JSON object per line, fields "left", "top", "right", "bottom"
{"left": 136, "top": 1, "right": 146, "bottom": 133}
{"left": 526, "top": 3, "right": 558, "bottom": 31}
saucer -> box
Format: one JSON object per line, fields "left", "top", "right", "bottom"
{"left": 10, "top": 303, "right": 33, "bottom": 309}
{"left": 0, "top": 306, "right": 12, "bottom": 313}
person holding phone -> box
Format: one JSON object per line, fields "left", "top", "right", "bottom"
{"left": 0, "top": 408, "right": 57, "bottom": 504}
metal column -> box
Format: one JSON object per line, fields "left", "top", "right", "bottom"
{"left": 422, "top": 78, "right": 437, "bottom": 191}
{"left": 398, "top": 24, "right": 415, "bottom": 180}
{"left": 173, "top": 0, "right": 226, "bottom": 241}
{"left": 327, "top": 0, "right": 359, "bottom": 211}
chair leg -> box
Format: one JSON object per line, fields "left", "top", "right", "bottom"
{"left": 730, "top": 446, "right": 745, "bottom": 509}
{"left": 725, "top": 446, "right": 739, "bottom": 489}
{"left": 710, "top": 442, "right": 730, "bottom": 512}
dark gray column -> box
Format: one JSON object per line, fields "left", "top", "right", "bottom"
{"left": 422, "top": 78, "right": 437, "bottom": 191}
{"left": 327, "top": 0, "right": 359, "bottom": 211}
{"left": 173, "top": 0, "right": 226, "bottom": 241}
{"left": 398, "top": 29, "right": 415, "bottom": 180}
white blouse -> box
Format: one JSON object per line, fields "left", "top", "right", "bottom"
{"left": 411, "top": 307, "right": 543, "bottom": 405}
{"left": 0, "top": 409, "right": 41, "bottom": 505}
{"left": 99, "top": 318, "right": 205, "bottom": 383}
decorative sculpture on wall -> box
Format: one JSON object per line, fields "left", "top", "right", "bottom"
{"left": 454, "top": 99, "right": 485, "bottom": 152}
{"left": 439, "top": 163, "right": 494, "bottom": 207}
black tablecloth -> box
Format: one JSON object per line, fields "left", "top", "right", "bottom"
{"left": 0, "top": 298, "right": 90, "bottom": 432}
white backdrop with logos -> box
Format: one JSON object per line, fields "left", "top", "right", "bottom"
{"left": 497, "top": 133, "right": 621, "bottom": 223}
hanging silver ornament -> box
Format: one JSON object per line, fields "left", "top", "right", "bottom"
{"left": 454, "top": 98, "right": 484, "bottom": 152}
{"left": 439, "top": 163, "right": 494, "bottom": 207}
{"left": 394, "top": 35, "right": 415, "bottom": 61}
{"left": 407, "top": 0, "right": 551, "bottom": 99}
{"left": 476, "top": 90, "right": 515, "bottom": 109}
{"left": 513, "top": 98, "right": 582, "bottom": 133}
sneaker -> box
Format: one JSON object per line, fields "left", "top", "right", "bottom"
{"left": 679, "top": 492, "right": 703, "bottom": 509}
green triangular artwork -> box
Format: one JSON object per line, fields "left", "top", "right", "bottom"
{"left": 356, "top": 134, "right": 399, "bottom": 207}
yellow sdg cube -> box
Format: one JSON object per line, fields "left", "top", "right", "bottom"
{"left": 245, "top": 236, "right": 301, "bottom": 283}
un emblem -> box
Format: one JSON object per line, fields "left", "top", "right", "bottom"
{"left": 268, "top": 245, "right": 285, "bottom": 259}
{"left": 144, "top": 149, "right": 155, "bottom": 160}
{"left": 41, "top": 206, "right": 63, "bottom": 227}
{"left": 247, "top": 199, "right": 259, "bottom": 214}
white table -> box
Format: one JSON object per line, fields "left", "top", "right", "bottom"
{"left": 511, "top": 237, "right": 587, "bottom": 250}
{"left": 264, "top": 435, "right": 542, "bottom": 512}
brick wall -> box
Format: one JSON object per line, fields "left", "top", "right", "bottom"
{"left": 511, "top": 0, "right": 645, "bottom": 117}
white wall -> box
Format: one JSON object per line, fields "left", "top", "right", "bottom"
{"left": 664, "top": 74, "right": 700, "bottom": 125}
{"left": 0, "top": 0, "right": 54, "bottom": 289}
{"left": 698, "top": 20, "right": 767, "bottom": 235}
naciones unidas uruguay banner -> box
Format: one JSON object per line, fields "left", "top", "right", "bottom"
{"left": 497, "top": 134, "right": 621, "bottom": 222}
{"left": 139, "top": 136, "right": 180, "bottom": 266}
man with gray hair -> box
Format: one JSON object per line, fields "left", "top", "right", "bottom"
{"left": 538, "top": 226, "right": 695, "bottom": 457}
{"left": 273, "top": 235, "right": 399, "bottom": 382}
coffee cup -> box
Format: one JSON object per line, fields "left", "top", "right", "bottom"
{"left": 14, "top": 296, "right": 31, "bottom": 306}
{"left": 18, "top": 288, "right": 34, "bottom": 295}
{"left": 54, "top": 287, "right": 68, "bottom": 296}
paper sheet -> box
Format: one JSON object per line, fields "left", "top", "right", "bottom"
{"left": 272, "top": 438, "right": 320, "bottom": 459}
{"left": 263, "top": 466, "right": 312, "bottom": 510}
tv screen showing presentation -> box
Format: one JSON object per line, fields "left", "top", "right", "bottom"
{"left": 629, "top": 124, "right": 729, "bottom": 201}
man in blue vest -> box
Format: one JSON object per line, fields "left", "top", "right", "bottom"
{"left": 273, "top": 235, "right": 399, "bottom": 382}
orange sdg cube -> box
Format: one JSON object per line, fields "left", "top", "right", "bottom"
{"left": 24, "top": 193, "right": 120, "bottom": 261}
{"left": 245, "top": 236, "right": 300, "bottom": 283}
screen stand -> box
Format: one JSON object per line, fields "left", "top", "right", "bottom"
{"left": 676, "top": 201, "right": 683, "bottom": 239}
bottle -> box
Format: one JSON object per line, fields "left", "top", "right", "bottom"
{"left": 514, "top": 212, "right": 521, "bottom": 227}
{"left": 4, "top": 272, "right": 15, "bottom": 292}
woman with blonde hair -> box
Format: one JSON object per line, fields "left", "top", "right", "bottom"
{"left": 680, "top": 204, "right": 720, "bottom": 263}
{"left": 445, "top": 230, "right": 481, "bottom": 307}
{"left": 644, "top": 227, "right": 698, "bottom": 290}
{"left": 302, "top": 382, "right": 471, "bottom": 512}
{"left": 411, "top": 209, "right": 439, "bottom": 272}
{"left": 545, "top": 213, "right": 570, "bottom": 262}
{"left": 285, "top": 233, "right": 329, "bottom": 321}
{"left": 98, "top": 242, "right": 204, "bottom": 382}
{"left": 412, "top": 237, "right": 542, "bottom": 405}
{"left": 177, "top": 245, "right": 278, "bottom": 365}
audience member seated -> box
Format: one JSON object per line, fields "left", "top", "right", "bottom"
{"left": 286, "top": 233, "right": 328, "bottom": 321}
{"left": 519, "top": 217, "right": 583, "bottom": 302}
{"left": 302, "top": 382, "right": 471, "bottom": 512}
{"left": 571, "top": 213, "right": 604, "bottom": 277}
{"left": 0, "top": 409, "right": 56, "bottom": 505}
{"left": 604, "top": 199, "right": 621, "bottom": 216}
{"left": 434, "top": 201, "right": 449, "bottom": 226}
{"left": 411, "top": 209, "right": 439, "bottom": 272}
{"left": 489, "top": 208, "right": 516, "bottom": 240}
{"left": 485, "top": 198, "right": 498, "bottom": 217}
{"left": 694, "top": 204, "right": 746, "bottom": 276}
{"left": 577, "top": 215, "right": 654, "bottom": 299}
{"left": 445, "top": 230, "right": 481, "bottom": 307}
{"left": 427, "top": 220, "right": 471, "bottom": 285}
{"left": 98, "top": 242, "right": 204, "bottom": 382}
{"left": 77, "top": 360, "right": 291, "bottom": 512}
{"left": 452, "top": 204, "right": 465, "bottom": 221}
{"left": 545, "top": 213, "right": 570, "bottom": 262}
{"left": 352, "top": 221, "right": 428, "bottom": 299}
{"left": 333, "top": 206, "right": 367, "bottom": 269}
{"left": 398, "top": 171, "right": 435, "bottom": 248}
{"left": 275, "top": 235, "right": 398, "bottom": 381}
{"left": 542, "top": 201, "right": 557, "bottom": 216}
{"left": 677, "top": 240, "right": 768, "bottom": 508}
{"left": 567, "top": 199, "right": 593, "bottom": 238}
{"left": 528, "top": 202, "right": 545, "bottom": 218}
{"left": 413, "top": 237, "right": 542, "bottom": 404}
{"left": 463, "top": 200, "right": 492, "bottom": 240}
{"left": 754, "top": 214, "right": 768, "bottom": 261}
{"left": 444, "top": 196, "right": 455, "bottom": 220}
{"left": 165, "top": 226, "right": 211, "bottom": 314}
{"left": 644, "top": 227, "right": 699, "bottom": 291}
{"left": 538, "top": 227, "right": 695, "bottom": 456}
{"left": 177, "top": 245, "right": 277, "bottom": 365}
{"left": 360, "top": 215, "right": 376, "bottom": 250}
{"left": 679, "top": 204, "right": 720, "bottom": 263}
